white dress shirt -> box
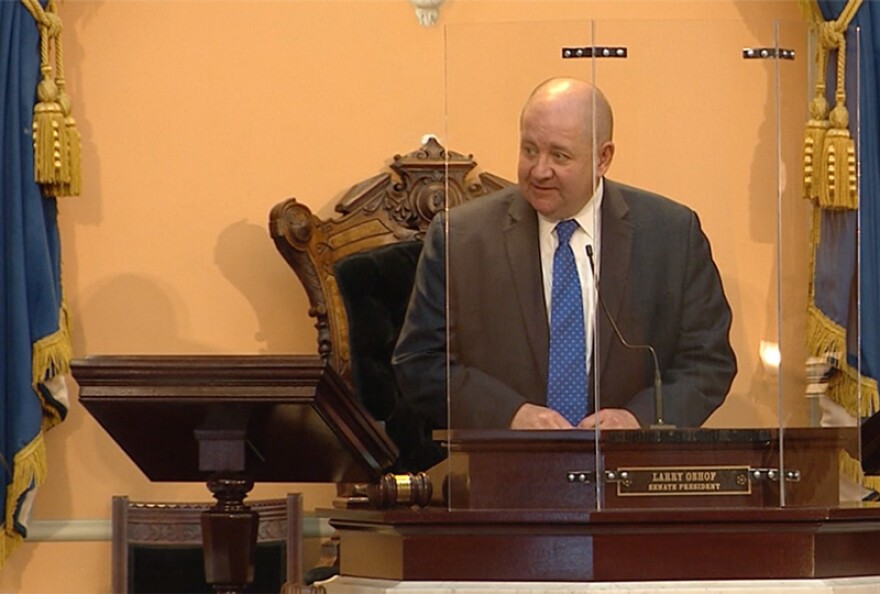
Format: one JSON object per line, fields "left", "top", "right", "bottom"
{"left": 537, "top": 178, "right": 603, "bottom": 372}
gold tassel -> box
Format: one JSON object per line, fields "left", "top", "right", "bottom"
{"left": 818, "top": 13, "right": 859, "bottom": 210}
{"left": 47, "top": 8, "right": 81, "bottom": 198}
{"left": 804, "top": 19, "right": 830, "bottom": 203}
{"left": 823, "top": 137, "right": 857, "bottom": 208}
{"left": 48, "top": 94, "right": 81, "bottom": 197}
{"left": 32, "top": 79, "right": 66, "bottom": 187}
{"left": 803, "top": 96, "right": 830, "bottom": 202}
{"left": 22, "top": 0, "right": 80, "bottom": 197}
{"left": 31, "top": 16, "right": 68, "bottom": 189}
{"left": 64, "top": 111, "right": 81, "bottom": 196}
{"left": 822, "top": 103, "right": 858, "bottom": 209}
{"left": 801, "top": 6, "right": 861, "bottom": 210}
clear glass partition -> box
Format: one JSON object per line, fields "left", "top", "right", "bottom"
{"left": 438, "top": 17, "right": 861, "bottom": 512}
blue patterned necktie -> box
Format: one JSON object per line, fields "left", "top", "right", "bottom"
{"left": 547, "top": 219, "right": 588, "bottom": 425}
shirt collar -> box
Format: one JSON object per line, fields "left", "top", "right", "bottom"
{"left": 537, "top": 177, "right": 605, "bottom": 241}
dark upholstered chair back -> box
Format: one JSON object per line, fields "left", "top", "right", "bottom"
{"left": 334, "top": 241, "right": 443, "bottom": 471}
{"left": 270, "top": 139, "right": 512, "bottom": 471}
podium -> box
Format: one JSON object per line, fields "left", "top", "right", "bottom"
{"left": 72, "top": 355, "right": 397, "bottom": 594}
{"left": 73, "top": 355, "right": 880, "bottom": 586}
{"left": 328, "top": 429, "right": 880, "bottom": 582}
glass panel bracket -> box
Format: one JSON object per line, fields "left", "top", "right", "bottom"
{"left": 562, "top": 46, "right": 628, "bottom": 59}
{"left": 743, "top": 47, "right": 795, "bottom": 60}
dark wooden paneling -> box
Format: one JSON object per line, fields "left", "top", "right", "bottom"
{"left": 327, "top": 505, "right": 880, "bottom": 582}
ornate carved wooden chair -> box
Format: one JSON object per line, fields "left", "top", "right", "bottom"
{"left": 111, "top": 494, "right": 304, "bottom": 594}
{"left": 269, "top": 137, "right": 512, "bottom": 471}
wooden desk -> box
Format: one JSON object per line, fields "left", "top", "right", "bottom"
{"left": 73, "top": 354, "right": 396, "bottom": 594}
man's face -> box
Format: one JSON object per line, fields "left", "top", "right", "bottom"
{"left": 517, "top": 99, "right": 611, "bottom": 221}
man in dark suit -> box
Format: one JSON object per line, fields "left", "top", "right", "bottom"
{"left": 392, "top": 77, "right": 736, "bottom": 430}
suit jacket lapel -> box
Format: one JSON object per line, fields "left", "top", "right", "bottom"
{"left": 504, "top": 193, "right": 549, "bottom": 388}
{"left": 597, "top": 180, "right": 634, "bottom": 381}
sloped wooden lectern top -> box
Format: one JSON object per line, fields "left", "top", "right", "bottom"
{"left": 73, "top": 354, "right": 397, "bottom": 484}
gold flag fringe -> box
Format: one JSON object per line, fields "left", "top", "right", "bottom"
{"left": 826, "top": 361, "right": 880, "bottom": 418}
{"left": 805, "top": 302, "right": 846, "bottom": 360}
{"left": 20, "top": 0, "right": 80, "bottom": 197}
{"left": 839, "top": 450, "right": 880, "bottom": 497}
{"left": 1, "top": 433, "right": 48, "bottom": 571}
{"left": 31, "top": 303, "right": 72, "bottom": 388}
{"left": 805, "top": 280, "right": 879, "bottom": 418}
{"left": 32, "top": 303, "right": 72, "bottom": 433}
{"left": 0, "top": 297, "right": 69, "bottom": 572}
{"left": 0, "top": 300, "right": 69, "bottom": 572}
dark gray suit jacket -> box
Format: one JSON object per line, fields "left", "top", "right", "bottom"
{"left": 392, "top": 180, "right": 736, "bottom": 429}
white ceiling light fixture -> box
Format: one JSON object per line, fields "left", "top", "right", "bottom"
{"left": 410, "top": 0, "right": 445, "bottom": 27}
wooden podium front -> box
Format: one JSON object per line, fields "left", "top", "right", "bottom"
{"left": 328, "top": 505, "right": 880, "bottom": 582}
{"left": 326, "top": 428, "right": 880, "bottom": 582}
{"left": 442, "top": 428, "right": 852, "bottom": 510}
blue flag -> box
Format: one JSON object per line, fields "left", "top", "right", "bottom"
{"left": 809, "top": 1, "right": 880, "bottom": 490}
{"left": 1, "top": 0, "right": 70, "bottom": 568}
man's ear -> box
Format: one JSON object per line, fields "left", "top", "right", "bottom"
{"left": 596, "top": 141, "right": 615, "bottom": 177}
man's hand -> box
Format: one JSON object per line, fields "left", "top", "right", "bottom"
{"left": 510, "top": 403, "right": 574, "bottom": 429}
{"left": 577, "top": 408, "right": 640, "bottom": 430}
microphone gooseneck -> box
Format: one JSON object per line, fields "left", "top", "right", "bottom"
{"left": 585, "top": 245, "right": 670, "bottom": 428}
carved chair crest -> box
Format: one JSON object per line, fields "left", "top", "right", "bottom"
{"left": 269, "top": 137, "right": 512, "bottom": 381}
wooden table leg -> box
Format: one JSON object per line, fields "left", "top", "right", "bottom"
{"left": 201, "top": 475, "right": 258, "bottom": 594}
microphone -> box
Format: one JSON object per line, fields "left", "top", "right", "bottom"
{"left": 586, "top": 245, "right": 672, "bottom": 428}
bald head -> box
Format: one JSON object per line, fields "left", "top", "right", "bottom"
{"left": 517, "top": 77, "right": 616, "bottom": 220}
{"left": 522, "top": 78, "right": 614, "bottom": 146}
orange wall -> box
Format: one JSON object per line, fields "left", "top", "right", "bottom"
{"left": 1, "top": 1, "right": 809, "bottom": 592}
